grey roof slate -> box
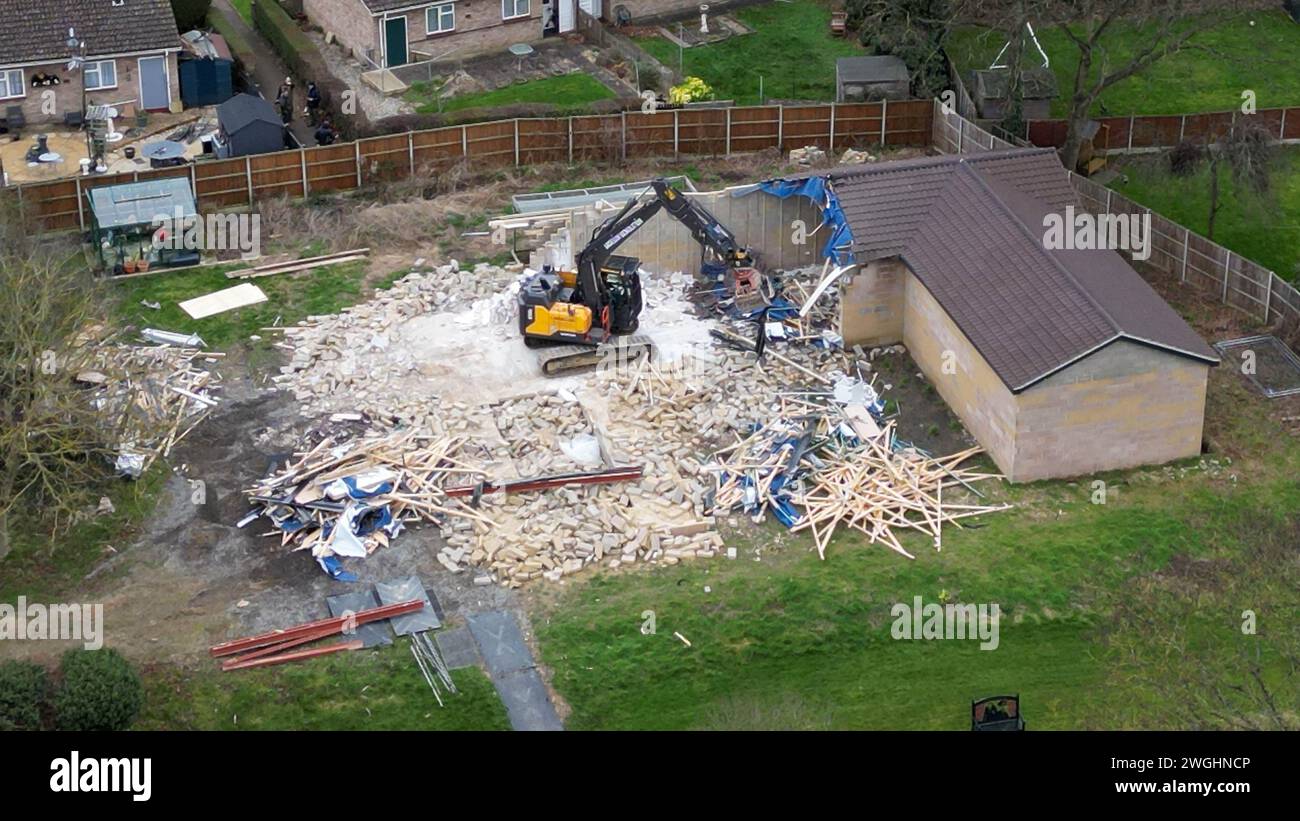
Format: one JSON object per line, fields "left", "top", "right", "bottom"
{"left": 0, "top": 0, "right": 179, "bottom": 64}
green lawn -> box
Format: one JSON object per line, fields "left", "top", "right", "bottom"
{"left": 113, "top": 258, "right": 376, "bottom": 352}
{"left": 537, "top": 451, "right": 1300, "bottom": 729}
{"left": 229, "top": 0, "right": 254, "bottom": 25}
{"left": 1109, "top": 145, "right": 1300, "bottom": 280}
{"left": 138, "top": 641, "right": 510, "bottom": 730}
{"left": 405, "top": 73, "right": 617, "bottom": 115}
{"left": 948, "top": 9, "right": 1300, "bottom": 118}
{"left": 634, "top": 0, "right": 865, "bottom": 105}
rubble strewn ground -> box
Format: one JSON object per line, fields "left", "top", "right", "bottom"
{"left": 254, "top": 257, "right": 995, "bottom": 588}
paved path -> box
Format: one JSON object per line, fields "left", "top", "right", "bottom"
{"left": 211, "top": 0, "right": 315, "bottom": 147}
{"left": 467, "top": 610, "right": 564, "bottom": 731}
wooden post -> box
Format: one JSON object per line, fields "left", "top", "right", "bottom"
{"left": 1180, "top": 228, "right": 1190, "bottom": 282}
{"left": 75, "top": 177, "right": 85, "bottom": 231}
{"left": 300, "top": 148, "right": 309, "bottom": 197}
{"left": 245, "top": 156, "right": 254, "bottom": 205}
{"left": 880, "top": 98, "right": 887, "bottom": 146}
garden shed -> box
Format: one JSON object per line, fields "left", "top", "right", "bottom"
{"left": 969, "top": 67, "right": 1058, "bottom": 120}
{"left": 835, "top": 56, "right": 910, "bottom": 102}
{"left": 776, "top": 148, "right": 1219, "bottom": 482}
{"left": 214, "top": 93, "right": 284, "bottom": 158}
{"left": 88, "top": 177, "right": 200, "bottom": 274}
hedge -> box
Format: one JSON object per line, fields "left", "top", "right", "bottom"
{"left": 251, "top": 0, "right": 366, "bottom": 139}
{"left": 53, "top": 648, "right": 143, "bottom": 732}
{"left": 207, "top": 8, "right": 258, "bottom": 76}
{"left": 0, "top": 660, "right": 48, "bottom": 731}
{"left": 171, "top": 0, "right": 214, "bottom": 31}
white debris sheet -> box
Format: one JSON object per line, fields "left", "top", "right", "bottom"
{"left": 179, "top": 282, "right": 268, "bottom": 319}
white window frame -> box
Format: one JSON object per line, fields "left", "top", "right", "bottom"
{"left": 0, "top": 68, "right": 25, "bottom": 100}
{"left": 502, "top": 0, "right": 530, "bottom": 20}
{"left": 426, "top": 3, "right": 455, "bottom": 34}
{"left": 83, "top": 59, "right": 117, "bottom": 91}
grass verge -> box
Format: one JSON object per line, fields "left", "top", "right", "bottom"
{"left": 406, "top": 73, "right": 617, "bottom": 115}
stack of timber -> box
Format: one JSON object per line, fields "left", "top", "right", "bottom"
{"left": 210, "top": 600, "right": 423, "bottom": 671}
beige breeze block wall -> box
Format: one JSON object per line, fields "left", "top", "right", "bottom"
{"left": 568, "top": 189, "right": 822, "bottom": 275}
{"left": 887, "top": 269, "right": 1207, "bottom": 482}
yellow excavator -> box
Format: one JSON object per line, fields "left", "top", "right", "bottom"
{"left": 518, "top": 178, "right": 764, "bottom": 376}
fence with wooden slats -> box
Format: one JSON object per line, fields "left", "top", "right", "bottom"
{"left": 8, "top": 100, "right": 933, "bottom": 234}
{"left": 1026, "top": 107, "right": 1300, "bottom": 153}
{"left": 932, "top": 99, "right": 1300, "bottom": 330}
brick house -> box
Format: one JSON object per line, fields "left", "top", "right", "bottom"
{"left": 0, "top": 0, "right": 182, "bottom": 127}
{"left": 305, "top": 0, "right": 718, "bottom": 68}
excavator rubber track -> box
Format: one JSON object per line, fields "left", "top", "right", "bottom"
{"left": 538, "top": 335, "right": 654, "bottom": 378}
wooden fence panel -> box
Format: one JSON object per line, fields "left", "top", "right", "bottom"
{"left": 518, "top": 118, "right": 567, "bottom": 165}
{"left": 780, "top": 105, "right": 832, "bottom": 151}
{"left": 1181, "top": 112, "right": 1234, "bottom": 144}
{"left": 885, "top": 99, "right": 933, "bottom": 146}
{"left": 463, "top": 120, "right": 515, "bottom": 167}
{"left": 624, "top": 110, "right": 675, "bottom": 157}
{"left": 570, "top": 114, "right": 622, "bottom": 163}
{"left": 676, "top": 108, "right": 727, "bottom": 156}
{"left": 411, "top": 126, "right": 467, "bottom": 172}
{"left": 1130, "top": 115, "right": 1181, "bottom": 149}
{"left": 728, "top": 106, "right": 780, "bottom": 152}
{"left": 194, "top": 158, "right": 254, "bottom": 209}
{"left": 1283, "top": 107, "right": 1300, "bottom": 140}
{"left": 305, "top": 144, "right": 361, "bottom": 193}
{"left": 359, "top": 134, "right": 414, "bottom": 184}
{"left": 833, "top": 102, "right": 882, "bottom": 149}
{"left": 250, "top": 152, "right": 305, "bottom": 200}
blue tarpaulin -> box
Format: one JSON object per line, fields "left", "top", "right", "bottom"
{"left": 757, "top": 177, "right": 855, "bottom": 264}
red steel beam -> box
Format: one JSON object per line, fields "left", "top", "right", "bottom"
{"left": 209, "top": 599, "right": 424, "bottom": 658}
{"left": 443, "top": 465, "right": 643, "bottom": 498}
{"left": 221, "top": 639, "right": 364, "bottom": 671}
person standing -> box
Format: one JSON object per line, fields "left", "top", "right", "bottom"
{"left": 306, "top": 81, "right": 322, "bottom": 127}
{"left": 277, "top": 82, "right": 293, "bottom": 126}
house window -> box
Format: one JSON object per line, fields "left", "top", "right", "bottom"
{"left": 502, "top": 0, "right": 529, "bottom": 20}
{"left": 0, "top": 69, "right": 24, "bottom": 99}
{"left": 427, "top": 3, "right": 455, "bottom": 33}
{"left": 83, "top": 60, "right": 117, "bottom": 91}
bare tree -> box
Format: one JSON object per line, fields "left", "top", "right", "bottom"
{"left": 1169, "top": 119, "right": 1274, "bottom": 240}
{"left": 972, "top": 1, "right": 1249, "bottom": 169}
{"left": 0, "top": 206, "right": 109, "bottom": 559}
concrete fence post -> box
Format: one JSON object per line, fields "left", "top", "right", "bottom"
{"left": 353, "top": 142, "right": 362, "bottom": 188}
{"left": 189, "top": 163, "right": 198, "bottom": 208}
{"left": 957, "top": 115, "right": 965, "bottom": 154}
{"left": 1222, "top": 250, "right": 1232, "bottom": 302}
{"left": 461, "top": 125, "right": 468, "bottom": 160}
{"left": 514, "top": 119, "right": 521, "bottom": 166}
{"left": 725, "top": 107, "right": 732, "bottom": 156}
{"left": 246, "top": 156, "right": 255, "bottom": 204}
{"left": 1264, "top": 273, "right": 1274, "bottom": 323}
{"left": 1127, "top": 115, "right": 1135, "bottom": 150}
{"left": 829, "top": 103, "right": 836, "bottom": 153}
{"left": 568, "top": 117, "right": 574, "bottom": 164}
{"left": 75, "top": 177, "right": 85, "bottom": 231}
{"left": 1181, "top": 228, "right": 1190, "bottom": 282}
{"left": 777, "top": 104, "right": 784, "bottom": 152}
{"left": 674, "top": 109, "right": 680, "bottom": 158}
{"left": 880, "top": 98, "right": 887, "bottom": 146}
{"left": 620, "top": 111, "right": 627, "bottom": 162}
{"left": 1281, "top": 108, "right": 1288, "bottom": 141}
{"left": 300, "top": 148, "right": 309, "bottom": 197}
{"left": 1178, "top": 114, "right": 1185, "bottom": 144}
{"left": 407, "top": 132, "right": 415, "bottom": 177}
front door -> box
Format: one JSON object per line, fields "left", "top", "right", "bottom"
{"left": 559, "top": 0, "right": 575, "bottom": 33}
{"left": 384, "top": 16, "right": 408, "bottom": 67}
{"left": 138, "top": 55, "right": 170, "bottom": 111}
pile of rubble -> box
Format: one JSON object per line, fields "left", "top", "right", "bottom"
{"left": 79, "top": 340, "right": 224, "bottom": 478}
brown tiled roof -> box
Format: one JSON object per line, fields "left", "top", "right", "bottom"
{"left": 795, "top": 148, "right": 1218, "bottom": 391}
{"left": 0, "top": 0, "right": 179, "bottom": 64}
